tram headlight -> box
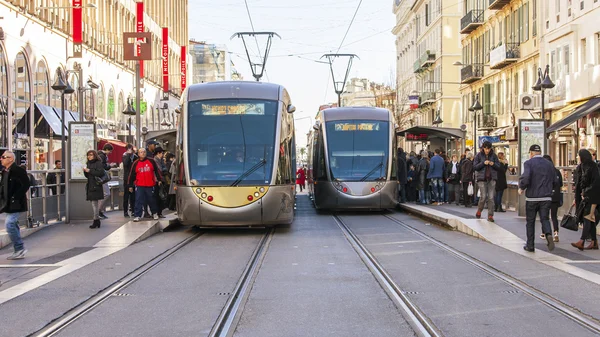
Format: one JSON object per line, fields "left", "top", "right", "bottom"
{"left": 259, "top": 187, "right": 265, "bottom": 193}
{"left": 201, "top": 192, "right": 207, "bottom": 199}
{"left": 196, "top": 188, "right": 202, "bottom": 194}
{"left": 254, "top": 192, "right": 260, "bottom": 197}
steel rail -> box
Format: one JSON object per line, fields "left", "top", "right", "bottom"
{"left": 333, "top": 215, "right": 443, "bottom": 337}
{"left": 30, "top": 231, "right": 204, "bottom": 337}
{"left": 209, "top": 229, "right": 274, "bottom": 337}
{"left": 384, "top": 214, "right": 600, "bottom": 335}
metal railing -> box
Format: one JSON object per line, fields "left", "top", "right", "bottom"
{"left": 460, "top": 10, "right": 484, "bottom": 33}
{"left": 461, "top": 64, "right": 484, "bottom": 83}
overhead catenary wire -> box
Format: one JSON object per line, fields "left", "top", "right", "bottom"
{"left": 243, "top": 0, "right": 270, "bottom": 82}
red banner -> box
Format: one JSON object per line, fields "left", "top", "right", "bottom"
{"left": 162, "top": 27, "right": 169, "bottom": 93}
{"left": 181, "top": 46, "right": 187, "bottom": 92}
{"left": 72, "top": 0, "right": 82, "bottom": 43}
{"left": 136, "top": 1, "right": 144, "bottom": 78}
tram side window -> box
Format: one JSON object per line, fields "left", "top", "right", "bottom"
{"left": 276, "top": 111, "right": 293, "bottom": 185}
{"left": 316, "top": 128, "right": 326, "bottom": 180}
{"left": 391, "top": 137, "right": 397, "bottom": 180}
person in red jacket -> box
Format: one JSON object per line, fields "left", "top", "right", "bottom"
{"left": 128, "top": 148, "right": 162, "bottom": 222}
{"left": 296, "top": 166, "right": 306, "bottom": 192}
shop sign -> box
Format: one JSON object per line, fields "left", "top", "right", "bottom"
{"left": 466, "top": 139, "right": 474, "bottom": 147}
{"left": 478, "top": 136, "right": 500, "bottom": 147}
{"left": 162, "top": 27, "right": 169, "bottom": 95}
{"left": 181, "top": 46, "right": 187, "bottom": 92}
{"left": 405, "top": 133, "right": 429, "bottom": 141}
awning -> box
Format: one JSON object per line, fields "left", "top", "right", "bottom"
{"left": 396, "top": 126, "right": 465, "bottom": 139}
{"left": 547, "top": 97, "right": 600, "bottom": 133}
{"left": 491, "top": 125, "right": 511, "bottom": 136}
{"left": 15, "top": 103, "right": 66, "bottom": 138}
{"left": 98, "top": 138, "right": 128, "bottom": 164}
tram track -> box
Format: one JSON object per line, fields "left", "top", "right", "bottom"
{"left": 29, "top": 230, "right": 205, "bottom": 337}
{"left": 209, "top": 228, "right": 274, "bottom": 337}
{"left": 381, "top": 213, "right": 600, "bottom": 335}
{"left": 333, "top": 215, "right": 443, "bottom": 337}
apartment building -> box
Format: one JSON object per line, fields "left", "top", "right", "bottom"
{"left": 393, "top": 0, "right": 463, "bottom": 152}
{"left": 459, "top": 0, "right": 539, "bottom": 166}
{"left": 189, "top": 40, "right": 232, "bottom": 83}
{"left": 541, "top": 0, "right": 600, "bottom": 166}
{"left": 0, "top": 0, "right": 187, "bottom": 169}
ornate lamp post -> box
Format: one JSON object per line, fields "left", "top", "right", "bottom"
{"left": 122, "top": 97, "right": 136, "bottom": 144}
{"left": 470, "top": 93, "right": 483, "bottom": 148}
{"left": 532, "top": 64, "right": 555, "bottom": 155}
{"left": 51, "top": 69, "right": 74, "bottom": 164}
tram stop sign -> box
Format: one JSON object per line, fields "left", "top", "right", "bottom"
{"left": 123, "top": 32, "right": 153, "bottom": 61}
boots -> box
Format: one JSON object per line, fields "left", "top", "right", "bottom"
{"left": 586, "top": 240, "right": 599, "bottom": 250}
{"left": 571, "top": 240, "right": 585, "bottom": 251}
{"left": 89, "top": 219, "right": 101, "bottom": 229}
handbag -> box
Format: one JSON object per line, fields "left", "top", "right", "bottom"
{"left": 95, "top": 170, "right": 111, "bottom": 185}
{"left": 560, "top": 204, "right": 579, "bottom": 231}
{"left": 467, "top": 182, "right": 474, "bottom": 196}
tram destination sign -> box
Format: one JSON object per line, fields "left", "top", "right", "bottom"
{"left": 405, "top": 133, "right": 429, "bottom": 141}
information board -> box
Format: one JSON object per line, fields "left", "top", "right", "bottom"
{"left": 518, "top": 119, "right": 546, "bottom": 175}
{"left": 69, "top": 122, "right": 96, "bottom": 180}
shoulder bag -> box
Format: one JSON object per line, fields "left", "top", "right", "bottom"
{"left": 560, "top": 204, "right": 580, "bottom": 231}
{"left": 95, "top": 170, "right": 111, "bottom": 185}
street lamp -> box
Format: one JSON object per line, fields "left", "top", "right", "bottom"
{"left": 532, "top": 64, "right": 555, "bottom": 155}
{"left": 470, "top": 93, "right": 483, "bottom": 148}
{"left": 122, "top": 97, "right": 136, "bottom": 143}
{"left": 51, "top": 69, "right": 74, "bottom": 165}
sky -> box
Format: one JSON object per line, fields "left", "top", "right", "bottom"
{"left": 188, "top": 0, "right": 397, "bottom": 146}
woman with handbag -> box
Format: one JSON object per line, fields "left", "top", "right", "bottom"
{"left": 541, "top": 155, "right": 562, "bottom": 242}
{"left": 460, "top": 152, "right": 474, "bottom": 208}
{"left": 495, "top": 152, "right": 509, "bottom": 212}
{"left": 571, "top": 149, "right": 600, "bottom": 250}
{"left": 83, "top": 150, "right": 106, "bottom": 229}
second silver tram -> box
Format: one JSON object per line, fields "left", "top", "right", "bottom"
{"left": 173, "top": 81, "right": 296, "bottom": 227}
{"left": 307, "top": 107, "right": 398, "bottom": 210}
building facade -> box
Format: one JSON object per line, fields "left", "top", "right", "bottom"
{"left": 541, "top": 0, "right": 600, "bottom": 166}
{"left": 458, "top": 0, "right": 539, "bottom": 167}
{"left": 189, "top": 40, "right": 232, "bottom": 83}
{"left": 393, "top": 0, "right": 463, "bottom": 153}
{"left": 0, "top": 0, "right": 187, "bottom": 169}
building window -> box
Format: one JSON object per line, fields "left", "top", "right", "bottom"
{"left": 35, "top": 61, "right": 49, "bottom": 106}
{"left": 533, "top": 0, "right": 537, "bottom": 36}
{"left": 564, "top": 45, "right": 570, "bottom": 75}
{"left": 597, "top": 33, "right": 600, "bottom": 64}
{"left": 581, "top": 38, "right": 587, "bottom": 70}
{"left": 522, "top": 69, "right": 528, "bottom": 93}
{"left": 425, "top": 4, "right": 430, "bottom": 26}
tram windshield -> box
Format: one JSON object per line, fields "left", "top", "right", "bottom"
{"left": 325, "top": 120, "right": 389, "bottom": 181}
{"left": 187, "top": 99, "right": 279, "bottom": 186}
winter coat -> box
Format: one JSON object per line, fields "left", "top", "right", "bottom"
{"left": 551, "top": 168, "right": 563, "bottom": 204}
{"left": 473, "top": 150, "right": 501, "bottom": 182}
{"left": 495, "top": 162, "right": 509, "bottom": 191}
{"left": 578, "top": 161, "right": 600, "bottom": 205}
{"left": 0, "top": 163, "right": 31, "bottom": 213}
{"left": 446, "top": 161, "right": 461, "bottom": 184}
{"left": 154, "top": 157, "right": 168, "bottom": 183}
{"left": 98, "top": 151, "right": 111, "bottom": 171}
{"left": 518, "top": 156, "right": 558, "bottom": 200}
{"left": 122, "top": 152, "right": 138, "bottom": 188}
{"left": 417, "top": 158, "right": 428, "bottom": 190}
{"left": 397, "top": 149, "right": 408, "bottom": 185}
{"left": 84, "top": 159, "right": 106, "bottom": 201}
{"left": 296, "top": 167, "right": 306, "bottom": 185}
{"left": 460, "top": 159, "right": 474, "bottom": 183}
{"left": 427, "top": 154, "right": 445, "bottom": 179}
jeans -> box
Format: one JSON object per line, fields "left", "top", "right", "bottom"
{"left": 550, "top": 202, "right": 560, "bottom": 232}
{"left": 135, "top": 186, "right": 158, "bottom": 217}
{"left": 525, "top": 200, "right": 552, "bottom": 248}
{"left": 5, "top": 212, "right": 24, "bottom": 252}
{"left": 448, "top": 183, "right": 460, "bottom": 204}
{"left": 431, "top": 178, "right": 444, "bottom": 203}
{"left": 495, "top": 189, "right": 505, "bottom": 210}
{"left": 91, "top": 199, "right": 105, "bottom": 220}
{"left": 418, "top": 189, "right": 426, "bottom": 204}
{"left": 477, "top": 180, "right": 496, "bottom": 216}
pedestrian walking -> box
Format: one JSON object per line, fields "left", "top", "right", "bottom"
{"left": 0, "top": 151, "right": 30, "bottom": 259}
{"left": 98, "top": 144, "right": 117, "bottom": 219}
{"left": 571, "top": 149, "right": 600, "bottom": 250}
{"left": 518, "top": 144, "right": 558, "bottom": 252}
{"left": 46, "top": 160, "right": 64, "bottom": 195}
{"left": 122, "top": 144, "right": 137, "bottom": 217}
{"left": 473, "top": 141, "right": 500, "bottom": 222}
{"left": 446, "top": 155, "right": 461, "bottom": 205}
{"left": 296, "top": 166, "right": 306, "bottom": 192}
{"left": 128, "top": 148, "right": 162, "bottom": 222}
{"left": 540, "top": 155, "right": 562, "bottom": 243}
{"left": 84, "top": 150, "right": 107, "bottom": 229}
{"left": 417, "top": 150, "right": 429, "bottom": 204}
{"left": 427, "top": 149, "right": 445, "bottom": 205}
{"left": 153, "top": 147, "right": 168, "bottom": 218}
{"left": 397, "top": 148, "right": 408, "bottom": 203}
{"left": 495, "top": 152, "right": 509, "bottom": 212}
{"left": 460, "top": 152, "right": 474, "bottom": 207}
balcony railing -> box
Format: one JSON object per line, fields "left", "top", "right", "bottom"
{"left": 413, "top": 51, "right": 436, "bottom": 73}
{"left": 489, "top": 42, "right": 520, "bottom": 69}
{"left": 460, "top": 64, "right": 484, "bottom": 84}
{"left": 478, "top": 114, "right": 497, "bottom": 129}
{"left": 420, "top": 92, "right": 436, "bottom": 106}
{"left": 460, "top": 10, "right": 484, "bottom": 34}
{"left": 489, "top": 0, "right": 511, "bottom": 10}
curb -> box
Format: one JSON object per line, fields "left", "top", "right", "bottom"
{"left": 0, "top": 223, "right": 56, "bottom": 250}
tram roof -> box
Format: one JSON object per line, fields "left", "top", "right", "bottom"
{"left": 187, "top": 81, "right": 284, "bottom": 101}
{"left": 321, "top": 107, "right": 391, "bottom": 122}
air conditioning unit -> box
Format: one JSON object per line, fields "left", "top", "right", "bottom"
{"left": 520, "top": 94, "right": 537, "bottom": 110}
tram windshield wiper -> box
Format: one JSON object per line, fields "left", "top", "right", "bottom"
{"left": 231, "top": 159, "right": 267, "bottom": 187}
{"left": 360, "top": 162, "right": 384, "bottom": 182}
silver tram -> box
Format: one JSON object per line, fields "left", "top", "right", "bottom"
{"left": 307, "top": 107, "right": 398, "bottom": 210}
{"left": 173, "top": 81, "right": 296, "bottom": 227}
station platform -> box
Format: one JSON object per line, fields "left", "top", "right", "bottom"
{"left": 399, "top": 202, "right": 600, "bottom": 285}
{"left": 0, "top": 211, "right": 176, "bottom": 304}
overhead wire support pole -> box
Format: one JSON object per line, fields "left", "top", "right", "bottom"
{"left": 321, "top": 54, "right": 359, "bottom": 107}
{"left": 231, "top": 32, "right": 281, "bottom": 82}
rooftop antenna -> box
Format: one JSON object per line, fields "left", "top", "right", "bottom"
{"left": 231, "top": 32, "right": 281, "bottom": 82}
{"left": 321, "top": 54, "right": 359, "bottom": 107}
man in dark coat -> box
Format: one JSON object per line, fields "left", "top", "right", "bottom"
{"left": 0, "top": 151, "right": 31, "bottom": 259}
{"left": 473, "top": 141, "right": 500, "bottom": 221}
{"left": 46, "top": 160, "right": 65, "bottom": 195}
{"left": 122, "top": 144, "right": 137, "bottom": 217}
{"left": 98, "top": 144, "right": 116, "bottom": 219}
{"left": 397, "top": 148, "right": 408, "bottom": 203}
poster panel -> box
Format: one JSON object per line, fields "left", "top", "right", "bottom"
{"left": 69, "top": 122, "right": 96, "bottom": 180}
{"left": 518, "top": 119, "right": 546, "bottom": 174}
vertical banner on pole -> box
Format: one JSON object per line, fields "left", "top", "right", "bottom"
{"left": 162, "top": 27, "right": 169, "bottom": 95}
{"left": 72, "top": 0, "right": 82, "bottom": 43}
{"left": 136, "top": 1, "right": 145, "bottom": 78}
{"left": 181, "top": 46, "right": 187, "bottom": 92}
